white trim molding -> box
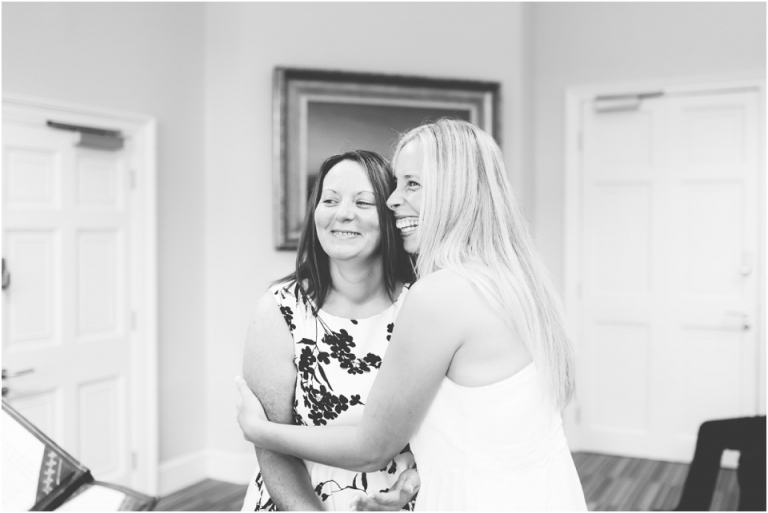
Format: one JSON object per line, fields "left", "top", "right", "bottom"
{"left": 158, "top": 451, "right": 208, "bottom": 496}
{"left": 157, "top": 450, "right": 254, "bottom": 497}
{"left": 206, "top": 450, "right": 255, "bottom": 486}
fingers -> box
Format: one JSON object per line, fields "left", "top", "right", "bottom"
{"left": 396, "top": 468, "right": 420, "bottom": 495}
{"left": 350, "top": 493, "right": 381, "bottom": 511}
{"left": 391, "top": 472, "right": 408, "bottom": 492}
{"left": 361, "top": 490, "right": 404, "bottom": 510}
{"left": 235, "top": 376, "right": 260, "bottom": 410}
{"left": 391, "top": 469, "right": 418, "bottom": 496}
{"left": 235, "top": 376, "right": 251, "bottom": 411}
{"left": 235, "top": 375, "right": 251, "bottom": 394}
{"left": 395, "top": 451, "right": 416, "bottom": 470}
{"left": 401, "top": 471, "right": 419, "bottom": 494}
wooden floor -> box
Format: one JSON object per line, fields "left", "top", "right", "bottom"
{"left": 572, "top": 452, "right": 738, "bottom": 511}
{"left": 155, "top": 452, "right": 740, "bottom": 511}
{"left": 155, "top": 478, "right": 248, "bottom": 511}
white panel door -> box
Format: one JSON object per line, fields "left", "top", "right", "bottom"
{"left": 2, "top": 121, "right": 134, "bottom": 485}
{"left": 575, "top": 90, "right": 761, "bottom": 462}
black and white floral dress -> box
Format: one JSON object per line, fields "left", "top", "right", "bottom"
{"left": 241, "top": 280, "right": 415, "bottom": 511}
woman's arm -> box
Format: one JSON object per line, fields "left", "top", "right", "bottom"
{"left": 242, "top": 290, "right": 323, "bottom": 510}
{"left": 238, "top": 272, "right": 468, "bottom": 472}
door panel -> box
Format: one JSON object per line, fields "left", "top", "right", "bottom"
{"left": 590, "top": 323, "right": 650, "bottom": 432}
{"left": 590, "top": 184, "right": 652, "bottom": 294}
{"left": 4, "top": 147, "right": 61, "bottom": 209}
{"left": 77, "top": 230, "right": 123, "bottom": 338}
{"left": 79, "top": 377, "right": 124, "bottom": 476}
{"left": 5, "top": 231, "right": 59, "bottom": 348}
{"left": 662, "top": 92, "right": 759, "bottom": 458}
{"left": 575, "top": 90, "right": 761, "bottom": 463}
{"left": 76, "top": 151, "right": 123, "bottom": 208}
{"left": 11, "top": 390, "right": 62, "bottom": 443}
{"left": 580, "top": 101, "right": 657, "bottom": 454}
{"left": 2, "top": 121, "right": 133, "bottom": 485}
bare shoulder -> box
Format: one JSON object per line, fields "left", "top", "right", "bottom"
{"left": 408, "top": 268, "right": 477, "bottom": 306}
{"left": 244, "top": 286, "right": 294, "bottom": 373}
{"left": 387, "top": 269, "right": 472, "bottom": 366}
{"left": 254, "top": 287, "right": 282, "bottom": 318}
{"left": 251, "top": 282, "right": 299, "bottom": 326}
{"left": 246, "top": 290, "right": 279, "bottom": 337}
{"left": 244, "top": 286, "right": 299, "bottom": 421}
{"left": 403, "top": 269, "right": 477, "bottom": 327}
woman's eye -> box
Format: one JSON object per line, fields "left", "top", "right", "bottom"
{"left": 407, "top": 181, "right": 420, "bottom": 189}
{"left": 322, "top": 198, "right": 337, "bottom": 205}
{"left": 357, "top": 201, "right": 374, "bottom": 207}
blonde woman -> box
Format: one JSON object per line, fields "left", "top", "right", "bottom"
{"left": 237, "top": 120, "right": 587, "bottom": 510}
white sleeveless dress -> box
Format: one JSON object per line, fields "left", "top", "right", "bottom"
{"left": 241, "top": 281, "right": 415, "bottom": 511}
{"left": 409, "top": 362, "right": 587, "bottom": 511}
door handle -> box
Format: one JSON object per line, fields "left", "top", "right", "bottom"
{"left": 724, "top": 311, "right": 750, "bottom": 331}
{"left": 2, "top": 368, "right": 35, "bottom": 398}
{"left": 2, "top": 368, "right": 35, "bottom": 380}
{"left": 2, "top": 258, "right": 9, "bottom": 290}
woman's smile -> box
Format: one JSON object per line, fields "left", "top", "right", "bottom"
{"left": 395, "top": 217, "right": 419, "bottom": 236}
{"left": 330, "top": 229, "right": 362, "bottom": 238}
{"left": 387, "top": 141, "right": 423, "bottom": 254}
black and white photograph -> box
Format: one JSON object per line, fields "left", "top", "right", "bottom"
{"left": 1, "top": 2, "right": 765, "bottom": 511}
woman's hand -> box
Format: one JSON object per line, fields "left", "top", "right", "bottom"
{"left": 235, "top": 376, "right": 269, "bottom": 444}
{"left": 349, "top": 468, "right": 420, "bottom": 511}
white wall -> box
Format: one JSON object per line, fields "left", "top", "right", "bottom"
{"left": 203, "top": 1, "right": 533, "bottom": 483}
{"left": 2, "top": 1, "right": 208, "bottom": 473}
{"left": 531, "top": 1, "right": 766, "bottom": 287}
{"left": 6, "top": 0, "right": 763, "bottom": 495}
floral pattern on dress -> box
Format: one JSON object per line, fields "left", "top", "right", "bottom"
{"left": 246, "top": 281, "right": 414, "bottom": 511}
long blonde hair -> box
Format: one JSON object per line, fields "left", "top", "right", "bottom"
{"left": 392, "top": 119, "right": 575, "bottom": 408}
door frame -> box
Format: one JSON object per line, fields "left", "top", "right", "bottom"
{"left": 2, "top": 93, "right": 159, "bottom": 494}
{"left": 562, "top": 72, "right": 766, "bottom": 451}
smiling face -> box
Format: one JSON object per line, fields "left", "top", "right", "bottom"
{"left": 387, "top": 140, "right": 423, "bottom": 255}
{"left": 315, "top": 159, "right": 382, "bottom": 263}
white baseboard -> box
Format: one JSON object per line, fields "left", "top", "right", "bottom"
{"left": 158, "top": 449, "right": 257, "bottom": 496}
{"left": 158, "top": 451, "right": 208, "bottom": 496}
{"left": 207, "top": 450, "right": 256, "bottom": 485}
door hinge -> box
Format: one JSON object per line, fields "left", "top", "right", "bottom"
{"left": 740, "top": 252, "right": 753, "bottom": 276}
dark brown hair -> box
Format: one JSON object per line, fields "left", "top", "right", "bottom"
{"left": 276, "top": 150, "right": 412, "bottom": 309}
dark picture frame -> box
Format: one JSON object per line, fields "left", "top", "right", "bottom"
{"left": 272, "top": 67, "right": 501, "bottom": 250}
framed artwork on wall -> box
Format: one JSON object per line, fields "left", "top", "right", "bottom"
{"left": 272, "top": 67, "right": 501, "bottom": 250}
